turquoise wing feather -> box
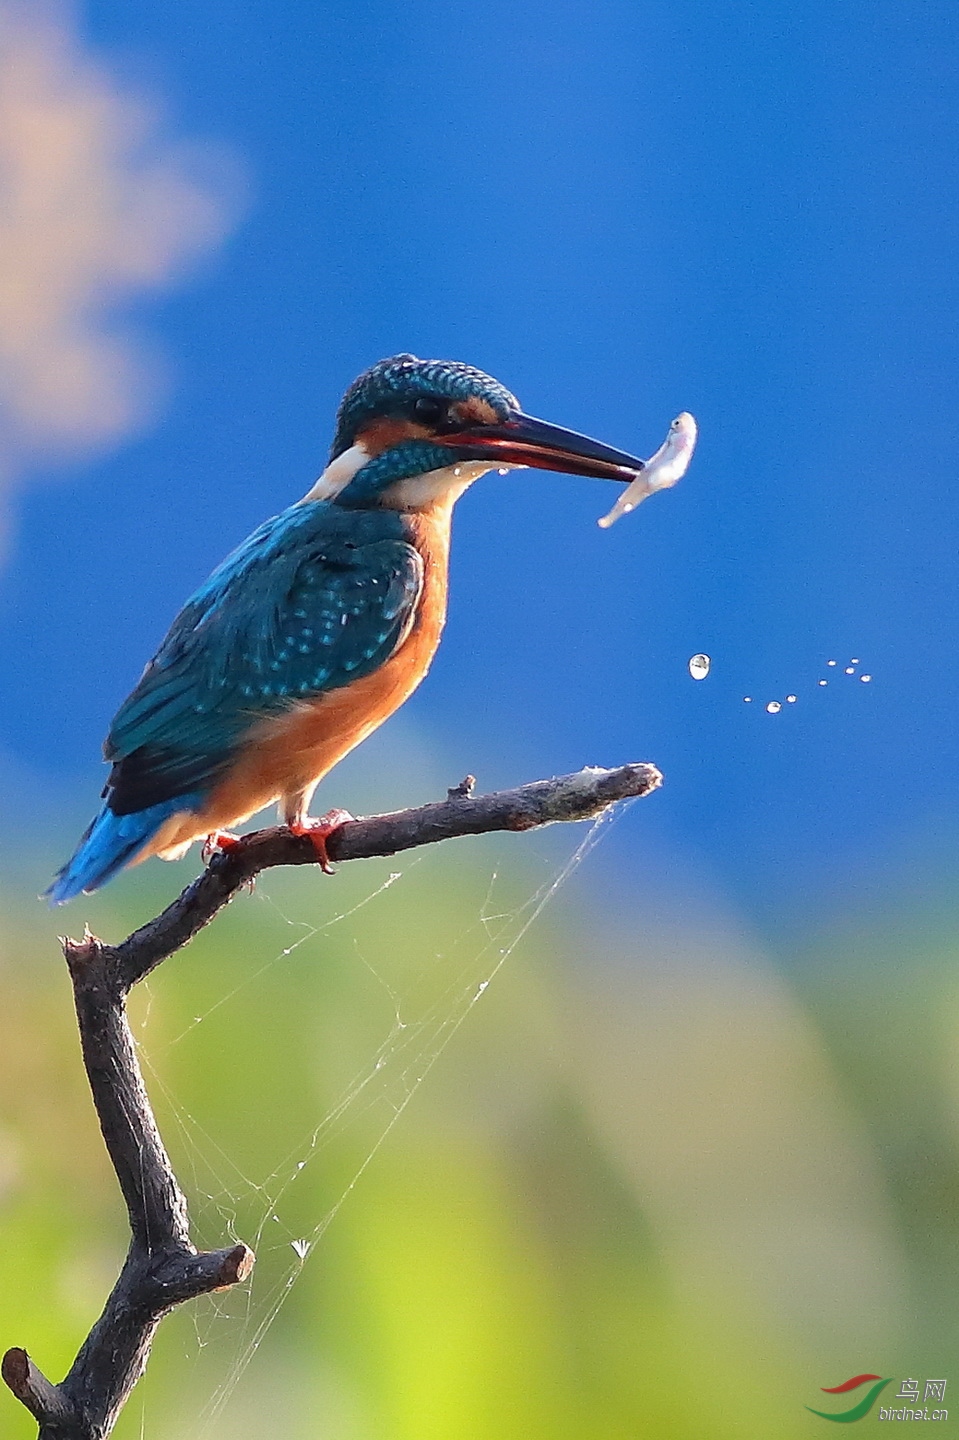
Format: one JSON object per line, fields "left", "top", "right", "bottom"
{"left": 105, "top": 502, "right": 423, "bottom": 815}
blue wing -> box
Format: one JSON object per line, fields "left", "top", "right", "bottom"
{"left": 104, "top": 502, "right": 423, "bottom": 815}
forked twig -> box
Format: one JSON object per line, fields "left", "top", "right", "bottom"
{"left": 2, "top": 762, "right": 661, "bottom": 1438}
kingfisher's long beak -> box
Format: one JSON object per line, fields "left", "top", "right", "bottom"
{"left": 435, "top": 411, "right": 645, "bottom": 482}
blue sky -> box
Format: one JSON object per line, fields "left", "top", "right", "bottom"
{"left": 0, "top": 0, "right": 956, "bottom": 931}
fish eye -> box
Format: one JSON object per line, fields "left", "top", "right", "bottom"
{"left": 670, "top": 417, "right": 681, "bottom": 429}
{"left": 412, "top": 396, "right": 446, "bottom": 424}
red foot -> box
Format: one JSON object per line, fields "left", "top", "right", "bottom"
{"left": 202, "top": 829, "right": 242, "bottom": 863}
{"left": 288, "top": 809, "right": 355, "bottom": 874}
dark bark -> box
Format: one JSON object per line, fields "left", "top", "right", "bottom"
{"left": 3, "top": 762, "right": 661, "bottom": 1438}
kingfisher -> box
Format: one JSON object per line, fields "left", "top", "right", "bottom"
{"left": 49, "top": 354, "right": 652, "bottom": 903}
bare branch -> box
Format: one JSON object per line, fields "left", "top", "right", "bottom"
{"left": 115, "top": 762, "right": 662, "bottom": 989}
{"left": 3, "top": 761, "right": 660, "bottom": 1438}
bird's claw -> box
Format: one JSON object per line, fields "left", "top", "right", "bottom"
{"left": 202, "top": 829, "right": 242, "bottom": 863}
{"left": 288, "top": 809, "right": 355, "bottom": 874}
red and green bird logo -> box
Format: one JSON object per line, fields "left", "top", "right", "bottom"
{"left": 806, "top": 1374, "right": 893, "bottom": 1422}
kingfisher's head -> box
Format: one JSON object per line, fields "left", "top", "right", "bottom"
{"left": 304, "top": 354, "right": 647, "bottom": 512}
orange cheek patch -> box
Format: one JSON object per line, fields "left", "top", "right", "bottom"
{"left": 358, "top": 415, "right": 431, "bottom": 455}
{"left": 357, "top": 399, "right": 502, "bottom": 456}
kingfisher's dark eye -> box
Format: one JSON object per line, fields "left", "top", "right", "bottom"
{"left": 412, "top": 395, "right": 447, "bottom": 424}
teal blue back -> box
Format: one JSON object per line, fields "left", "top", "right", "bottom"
{"left": 105, "top": 501, "right": 423, "bottom": 814}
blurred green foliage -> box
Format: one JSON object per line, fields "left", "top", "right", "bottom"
{"left": 1, "top": 830, "right": 956, "bottom": 1437}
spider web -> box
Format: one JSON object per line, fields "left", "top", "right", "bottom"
{"left": 129, "top": 808, "right": 622, "bottom": 1436}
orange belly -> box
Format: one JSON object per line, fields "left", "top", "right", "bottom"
{"left": 140, "top": 509, "right": 451, "bottom": 862}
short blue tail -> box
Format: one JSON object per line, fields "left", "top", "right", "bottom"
{"left": 46, "top": 796, "right": 198, "bottom": 905}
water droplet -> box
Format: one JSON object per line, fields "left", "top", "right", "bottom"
{"left": 766, "top": 701, "right": 782, "bottom": 713}
{"left": 851, "top": 657, "right": 860, "bottom": 664}
{"left": 498, "top": 467, "right": 509, "bottom": 476}
{"left": 291, "top": 1239, "right": 310, "bottom": 1260}
{"left": 297, "top": 1161, "right": 306, "bottom": 1170}
{"left": 844, "top": 666, "right": 855, "bottom": 674}
{"left": 818, "top": 679, "right": 828, "bottom": 686}
{"left": 860, "top": 673, "right": 872, "bottom": 682}
{"left": 827, "top": 659, "right": 837, "bottom": 667}
{"left": 453, "top": 465, "right": 462, "bottom": 477}
{"left": 688, "top": 653, "right": 710, "bottom": 680}
{"left": 476, "top": 980, "right": 489, "bottom": 996}
{"left": 786, "top": 695, "right": 797, "bottom": 703}
{"left": 743, "top": 696, "right": 752, "bottom": 703}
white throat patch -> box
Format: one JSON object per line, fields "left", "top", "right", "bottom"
{"left": 382, "top": 461, "right": 494, "bottom": 512}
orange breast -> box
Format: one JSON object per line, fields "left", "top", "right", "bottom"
{"left": 166, "top": 507, "right": 453, "bottom": 846}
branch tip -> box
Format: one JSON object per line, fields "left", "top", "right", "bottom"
{"left": 217, "top": 1243, "right": 255, "bottom": 1287}
{"left": 63, "top": 932, "right": 102, "bottom": 974}
{"left": 1, "top": 1346, "right": 29, "bottom": 1393}
{"left": 2, "top": 1347, "right": 72, "bottom": 1424}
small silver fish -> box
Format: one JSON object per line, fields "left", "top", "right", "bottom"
{"left": 598, "top": 412, "right": 698, "bottom": 528}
